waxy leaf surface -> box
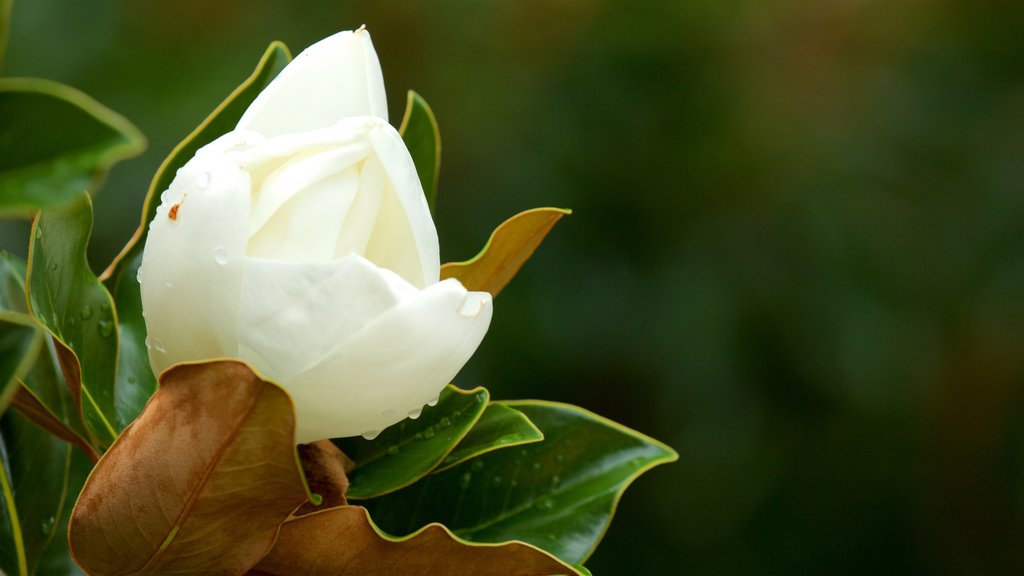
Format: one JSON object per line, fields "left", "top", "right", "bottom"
{"left": 100, "top": 42, "right": 292, "bottom": 429}
{"left": 398, "top": 90, "right": 441, "bottom": 212}
{"left": 69, "top": 360, "right": 314, "bottom": 576}
{"left": 27, "top": 192, "right": 119, "bottom": 447}
{"left": 364, "top": 401, "right": 678, "bottom": 565}
{"left": 0, "top": 78, "right": 144, "bottom": 214}
{"left": 441, "top": 208, "right": 570, "bottom": 297}
{"left": 434, "top": 403, "right": 543, "bottom": 473}
{"left": 335, "top": 385, "right": 488, "bottom": 500}
{"left": 252, "top": 506, "right": 582, "bottom": 576}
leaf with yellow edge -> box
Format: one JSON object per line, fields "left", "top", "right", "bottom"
{"left": 69, "top": 360, "right": 317, "bottom": 576}
{"left": 441, "top": 207, "right": 570, "bottom": 297}
{"left": 398, "top": 90, "right": 441, "bottom": 213}
{"left": 252, "top": 505, "right": 583, "bottom": 576}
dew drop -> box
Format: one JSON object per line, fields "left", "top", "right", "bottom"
{"left": 145, "top": 336, "right": 153, "bottom": 350}
{"left": 555, "top": 454, "right": 565, "bottom": 463}
{"left": 532, "top": 462, "right": 542, "bottom": 471}
{"left": 536, "top": 498, "right": 554, "bottom": 511}
{"left": 34, "top": 227, "right": 42, "bottom": 239}
{"left": 100, "top": 302, "right": 111, "bottom": 313}
{"left": 492, "top": 475, "right": 502, "bottom": 487}
{"left": 551, "top": 475, "right": 561, "bottom": 487}
{"left": 471, "top": 460, "right": 485, "bottom": 472}
{"left": 458, "top": 472, "right": 472, "bottom": 490}
{"left": 136, "top": 268, "right": 143, "bottom": 284}
{"left": 153, "top": 338, "right": 166, "bottom": 353}
{"left": 361, "top": 429, "right": 381, "bottom": 441}
{"left": 97, "top": 320, "right": 113, "bottom": 337}
{"left": 39, "top": 515, "right": 55, "bottom": 534}
{"left": 439, "top": 416, "right": 452, "bottom": 429}
{"left": 48, "top": 262, "right": 57, "bottom": 271}
{"left": 407, "top": 407, "right": 423, "bottom": 420}
{"left": 387, "top": 446, "right": 400, "bottom": 456}
{"left": 427, "top": 395, "right": 439, "bottom": 407}
{"left": 197, "top": 171, "right": 211, "bottom": 189}
{"left": 414, "top": 432, "right": 424, "bottom": 440}
{"left": 127, "top": 376, "right": 137, "bottom": 385}
{"left": 165, "top": 280, "right": 173, "bottom": 288}
{"left": 422, "top": 426, "right": 435, "bottom": 439}
{"left": 213, "top": 246, "right": 228, "bottom": 265}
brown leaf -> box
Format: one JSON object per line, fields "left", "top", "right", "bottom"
{"left": 294, "top": 439, "right": 353, "bottom": 515}
{"left": 10, "top": 384, "right": 99, "bottom": 462}
{"left": 253, "top": 505, "right": 581, "bottom": 576}
{"left": 441, "top": 207, "right": 569, "bottom": 297}
{"left": 69, "top": 360, "right": 314, "bottom": 576}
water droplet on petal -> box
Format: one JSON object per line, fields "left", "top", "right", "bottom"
{"left": 361, "top": 429, "right": 381, "bottom": 441}
{"left": 136, "top": 269, "right": 143, "bottom": 284}
{"left": 153, "top": 338, "right": 166, "bottom": 353}
{"left": 97, "top": 320, "right": 113, "bottom": 337}
{"left": 165, "top": 280, "right": 173, "bottom": 288}
{"left": 213, "top": 246, "right": 228, "bottom": 265}
{"left": 387, "top": 446, "right": 400, "bottom": 456}
{"left": 145, "top": 336, "right": 153, "bottom": 350}
{"left": 197, "top": 172, "right": 211, "bottom": 189}
{"left": 427, "top": 395, "right": 439, "bottom": 407}
{"left": 80, "top": 305, "right": 93, "bottom": 320}
{"left": 407, "top": 407, "right": 423, "bottom": 420}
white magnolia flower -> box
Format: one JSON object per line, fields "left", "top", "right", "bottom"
{"left": 138, "top": 29, "right": 493, "bottom": 443}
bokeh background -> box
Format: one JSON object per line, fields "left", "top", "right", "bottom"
{"left": 5, "top": 1, "right": 1024, "bottom": 573}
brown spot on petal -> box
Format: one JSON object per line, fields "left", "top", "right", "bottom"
{"left": 168, "top": 204, "right": 180, "bottom": 220}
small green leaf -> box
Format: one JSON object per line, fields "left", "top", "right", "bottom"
{"left": 35, "top": 447, "right": 90, "bottom": 576}
{"left": 398, "top": 90, "right": 441, "bottom": 213}
{"left": 441, "top": 207, "right": 570, "bottom": 297}
{"left": 0, "top": 78, "right": 145, "bottom": 215}
{"left": 0, "top": 250, "right": 28, "bottom": 313}
{"left": 335, "top": 385, "right": 489, "bottom": 500}
{"left": 0, "top": 312, "right": 41, "bottom": 413}
{"left": 364, "top": 401, "right": 678, "bottom": 565}
{"left": 1, "top": 400, "right": 74, "bottom": 575}
{"left": 27, "top": 192, "right": 119, "bottom": 448}
{"left": 433, "top": 403, "right": 544, "bottom": 473}
{"left": 100, "top": 42, "right": 292, "bottom": 427}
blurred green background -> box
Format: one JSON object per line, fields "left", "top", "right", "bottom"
{"left": 5, "top": 1, "right": 1024, "bottom": 573}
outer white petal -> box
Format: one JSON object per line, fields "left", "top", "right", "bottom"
{"left": 363, "top": 122, "right": 440, "bottom": 288}
{"left": 235, "top": 254, "right": 415, "bottom": 383}
{"left": 283, "top": 279, "right": 493, "bottom": 443}
{"left": 236, "top": 29, "right": 388, "bottom": 137}
{"left": 139, "top": 133, "right": 253, "bottom": 376}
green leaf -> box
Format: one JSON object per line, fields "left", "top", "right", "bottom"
{"left": 364, "top": 401, "right": 678, "bottom": 565}
{"left": 0, "top": 250, "right": 28, "bottom": 313}
{"left": 0, "top": 312, "right": 41, "bottom": 413}
{"left": 433, "top": 403, "right": 544, "bottom": 473}
{"left": 0, "top": 399, "right": 74, "bottom": 575}
{"left": 69, "top": 360, "right": 315, "bottom": 576}
{"left": 398, "top": 90, "right": 441, "bottom": 213}
{"left": 99, "top": 41, "right": 292, "bottom": 428}
{"left": 336, "top": 385, "right": 489, "bottom": 500}
{"left": 27, "top": 192, "right": 119, "bottom": 448}
{"left": 0, "top": 78, "right": 145, "bottom": 215}
{"left": 441, "top": 207, "right": 570, "bottom": 297}
{"left": 35, "top": 448, "right": 90, "bottom": 576}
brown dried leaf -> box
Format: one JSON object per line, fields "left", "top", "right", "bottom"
{"left": 69, "top": 360, "right": 314, "bottom": 576}
{"left": 295, "top": 439, "right": 353, "bottom": 515}
{"left": 253, "top": 505, "right": 581, "bottom": 576}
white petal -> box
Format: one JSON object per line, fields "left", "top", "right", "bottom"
{"left": 139, "top": 134, "right": 252, "bottom": 376}
{"left": 363, "top": 123, "right": 440, "bottom": 288}
{"left": 236, "top": 29, "right": 388, "bottom": 137}
{"left": 236, "top": 254, "right": 416, "bottom": 383}
{"left": 282, "top": 279, "right": 492, "bottom": 443}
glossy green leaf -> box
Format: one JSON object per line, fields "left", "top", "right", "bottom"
{"left": 99, "top": 42, "right": 292, "bottom": 427}
{"left": 0, "top": 399, "right": 74, "bottom": 575}
{"left": 35, "top": 448, "right": 90, "bottom": 576}
{"left": 0, "top": 312, "right": 41, "bottom": 413}
{"left": 398, "top": 90, "right": 441, "bottom": 212}
{"left": 433, "top": 403, "right": 544, "bottom": 473}
{"left": 364, "top": 401, "right": 678, "bottom": 565}
{"left": 335, "top": 385, "right": 489, "bottom": 500}
{"left": 441, "top": 207, "right": 570, "bottom": 297}
{"left": 0, "top": 78, "right": 145, "bottom": 215}
{"left": 27, "top": 192, "right": 119, "bottom": 448}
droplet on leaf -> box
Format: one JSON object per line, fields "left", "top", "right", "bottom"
{"left": 98, "top": 320, "right": 113, "bottom": 337}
